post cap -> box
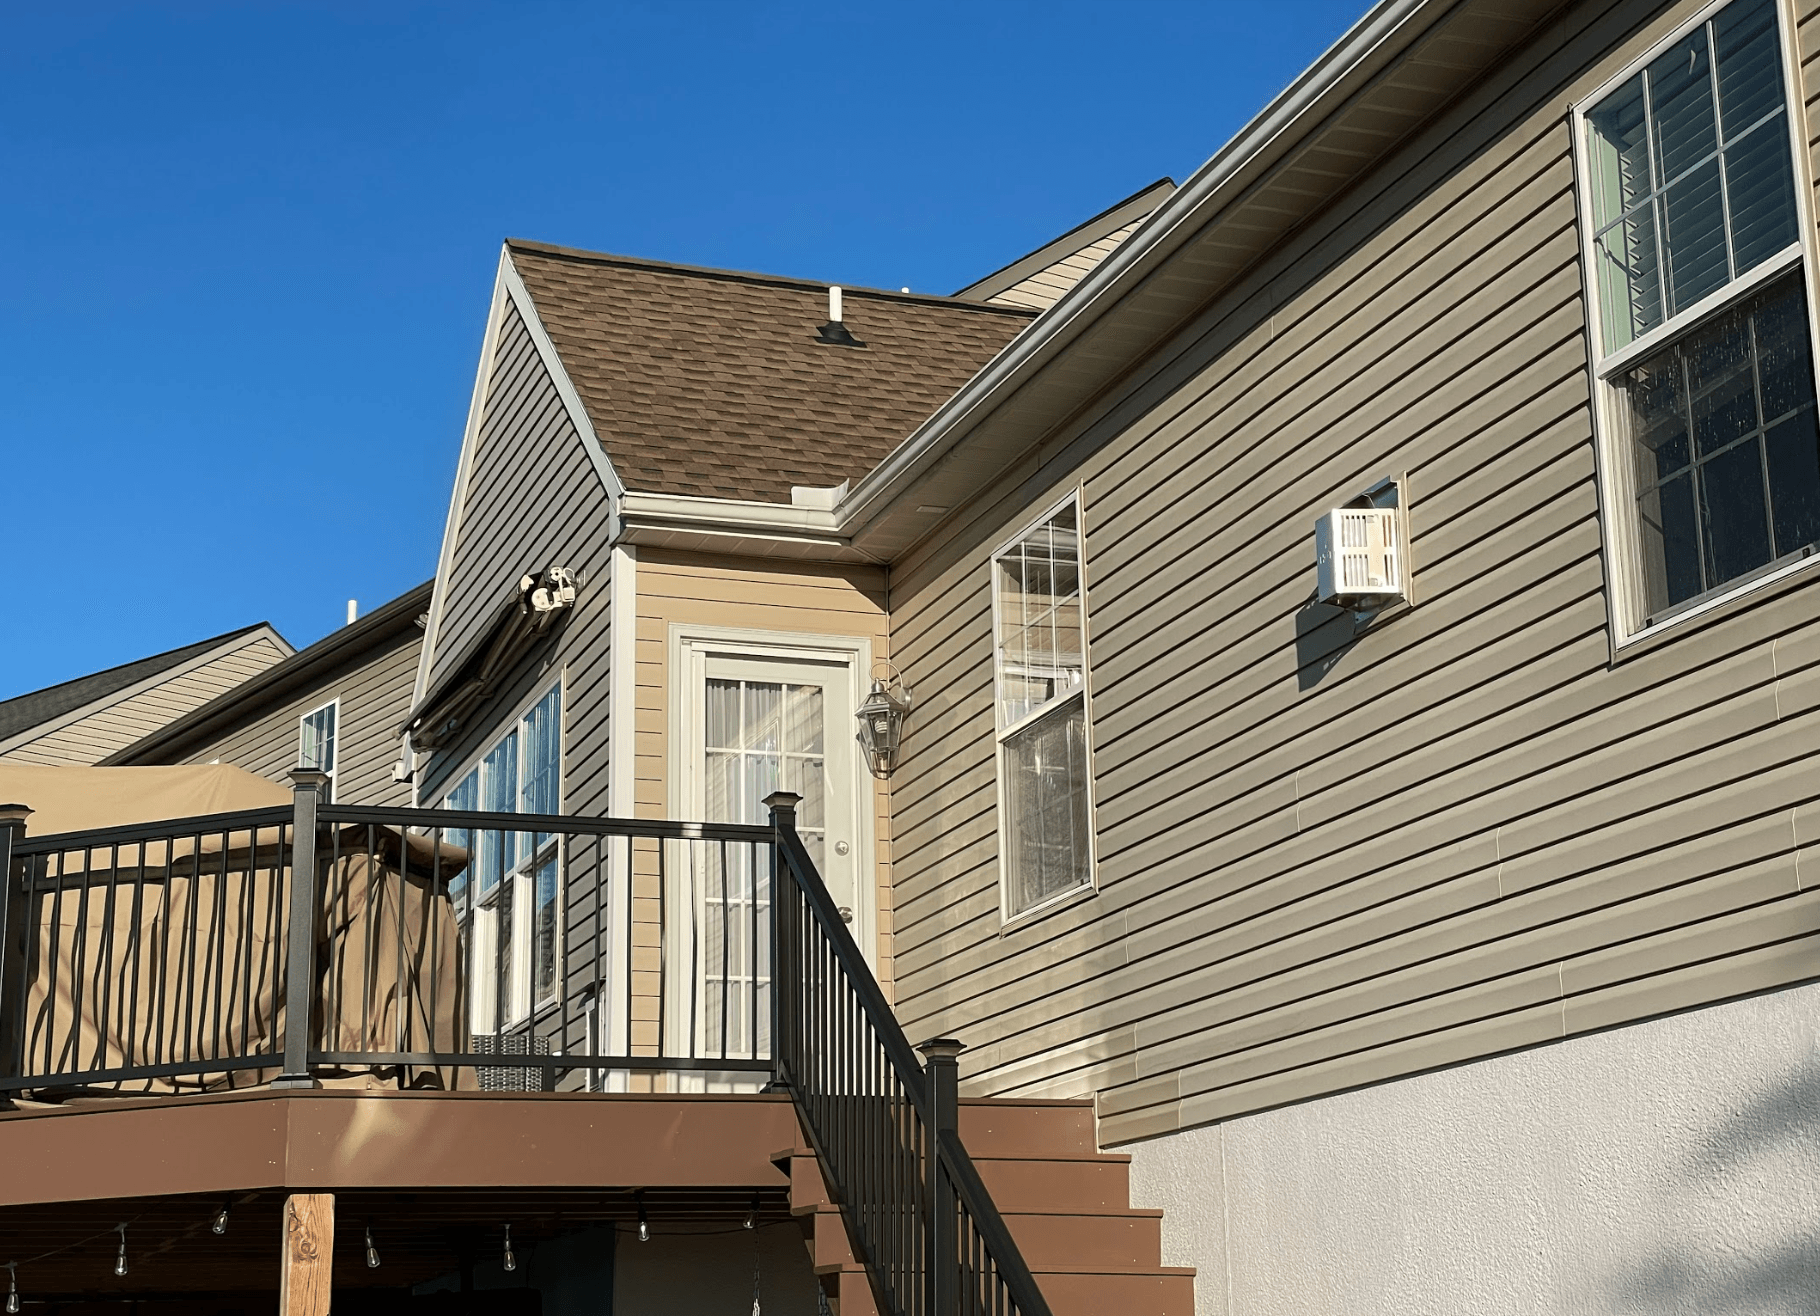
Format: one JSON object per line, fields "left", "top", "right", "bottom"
{"left": 288, "top": 768, "right": 332, "bottom": 791}
{"left": 918, "top": 1038, "right": 966, "bottom": 1062}
{"left": 762, "top": 791, "right": 803, "bottom": 812}
{"left": 0, "top": 803, "right": 31, "bottom": 829}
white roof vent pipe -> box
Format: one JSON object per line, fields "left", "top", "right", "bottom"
{"left": 816, "top": 285, "right": 864, "bottom": 348}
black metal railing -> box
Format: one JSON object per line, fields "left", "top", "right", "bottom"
{"left": 766, "top": 790, "right": 1051, "bottom": 1316}
{"left": 0, "top": 773, "right": 775, "bottom": 1094}
{"left": 0, "top": 777, "right": 1050, "bottom": 1316}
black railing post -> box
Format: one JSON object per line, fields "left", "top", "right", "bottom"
{"left": 0, "top": 804, "right": 32, "bottom": 1090}
{"left": 921, "top": 1037, "right": 964, "bottom": 1316}
{"left": 763, "top": 791, "right": 802, "bottom": 1094}
{"left": 274, "top": 769, "right": 329, "bottom": 1089}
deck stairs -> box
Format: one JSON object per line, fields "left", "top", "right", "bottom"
{"left": 773, "top": 1097, "right": 1195, "bottom": 1316}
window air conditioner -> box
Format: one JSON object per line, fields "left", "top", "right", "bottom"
{"left": 1315, "top": 506, "right": 1404, "bottom": 609}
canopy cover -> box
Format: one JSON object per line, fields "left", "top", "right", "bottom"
{"left": 0, "top": 763, "right": 289, "bottom": 837}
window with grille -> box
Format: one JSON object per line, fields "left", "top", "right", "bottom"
{"left": 299, "top": 701, "right": 337, "bottom": 801}
{"left": 440, "top": 683, "right": 562, "bottom": 1031}
{"left": 991, "top": 495, "right": 1096, "bottom": 919}
{"left": 1579, "top": 0, "right": 1820, "bottom": 636}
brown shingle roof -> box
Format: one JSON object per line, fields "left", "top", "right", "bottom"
{"left": 508, "top": 240, "right": 1037, "bottom": 504}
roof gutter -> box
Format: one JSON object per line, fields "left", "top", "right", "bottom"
{"left": 831, "top": 0, "right": 1449, "bottom": 540}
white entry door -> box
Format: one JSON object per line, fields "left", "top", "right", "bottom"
{"left": 675, "top": 646, "right": 870, "bottom": 1059}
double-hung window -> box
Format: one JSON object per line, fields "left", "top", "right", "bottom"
{"left": 441, "top": 684, "right": 562, "bottom": 1032}
{"left": 299, "top": 700, "right": 337, "bottom": 801}
{"left": 1579, "top": 0, "right": 1820, "bottom": 639}
{"left": 992, "top": 495, "right": 1096, "bottom": 919}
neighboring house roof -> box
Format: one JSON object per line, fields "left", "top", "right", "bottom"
{"left": 0, "top": 624, "right": 290, "bottom": 747}
{"left": 106, "top": 581, "right": 433, "bottom": 766}
{"left": 507, "top": 241, "right": 1036, "bottom": 505}
{"left": 953, "top": 178, "right": 1177, "bottom": 309}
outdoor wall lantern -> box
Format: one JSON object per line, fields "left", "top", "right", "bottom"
{"left": 855, "top": 663, "right": 913, "bottom": 779}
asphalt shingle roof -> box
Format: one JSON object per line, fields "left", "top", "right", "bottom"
{"left": 508, "top": 241, "right": 1037, "bottom": 504}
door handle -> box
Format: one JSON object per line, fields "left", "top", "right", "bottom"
{"left": 839, "top": 906, "right": 853, "bottom": 924}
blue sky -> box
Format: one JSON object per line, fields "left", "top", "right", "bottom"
{"left": 1, "top": 1, "right": 1363, "bottom": 699}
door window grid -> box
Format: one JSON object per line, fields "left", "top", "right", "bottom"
{"left": 440, "top": 684, "right": 562, "bottom": 1034}
{"left": 697, "top": 678, "right": 825, "bottom": 1057}
{"left": 992, "top": 496, "right": 1095, "bottom": 919}
{"left": 1579, "top": 0, "right": 1820, "bottom": 637}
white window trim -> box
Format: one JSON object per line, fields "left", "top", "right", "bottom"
{"left": 436, "top": 676, "right": 566, "bottom": 1033}
{"left": 1571, "top": 0, "right": 1820, "bottom": 648}
{"left": 298, "top": 698, "right": 340, "bottom": 803}
{"left": 990, "top": 488, "right": 1100, "bottom": 927}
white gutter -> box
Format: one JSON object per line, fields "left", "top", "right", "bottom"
{"left": 831, "top": 0, "right": 1445, "bottom": 541}
{"left": 606, "top": 0, "right": 1455, "bottom": 557}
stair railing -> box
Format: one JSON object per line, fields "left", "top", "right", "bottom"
{"left": 765, "top": 791, "right": 1052, "bottom": 1316}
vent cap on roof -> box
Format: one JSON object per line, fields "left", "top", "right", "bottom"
{"left": 815, "top": 285, "right": 865, "bottom": 348}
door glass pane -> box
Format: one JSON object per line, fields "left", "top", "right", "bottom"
{"left": 479, "top": 732, "right": 517, "bottom": 893}
{"left": 533, "top": 855, "right": 558, "bottom": 1006}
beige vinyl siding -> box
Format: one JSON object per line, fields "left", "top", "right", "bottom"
{"left": 415, "top": 293, "right": 619, "bottom": 1065}
{"left": 1, "top": 637, "right": 288, "bottom": 767}
{"left": 634, "top": 549, "right": 896, "bottom": 991}
{"left": 174, "top": 630, "right": 421, "bottom": 806}
{"left": 885, "top": 0, "right": 1820, "bottom": 1146}
{"left": 986, "top": 223, "right": 1141, "bottom": 312}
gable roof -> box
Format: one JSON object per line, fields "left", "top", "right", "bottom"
{"left": 106, "top": 580, "right": 433, "bottom": 766}
{"left": 953, "top": 177, "right": 1178, "bottom": 307}
{"left": 507, "top": 241, "right": 1036, "bottom": 505}
{"left": 0, "top": 624, "right": 284, "bottom": 744}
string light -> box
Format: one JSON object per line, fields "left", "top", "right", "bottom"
{"left": 113, "top": 1226, "right": 128, "bottom": 1279}
{"left": 211, "top": 1201, "right": 230, "bottom": 1236}
{"left": 6, "top": 1261, "right": 18, "bottom": 1315}
{"left": 744, "top": 1195, "right": 758, "bottom": 1230}
{"left": 635, "top": 1192, "right": 650, "bottom": 1243}
{"left": 502, "top": 1225, "right": 516, "bottom": 1274}
{"left": 364, "top": 1226, "right": 380, "bottom": 1270}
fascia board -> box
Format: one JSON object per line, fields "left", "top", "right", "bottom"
{"left": 413, "top": 251, "right": 512, "bottom": 717}
{"left": 829, "top": 0, "right": 1451, "bottom": 546}
{"left": 500, "top": 253, "right": 628, "bottom": 516}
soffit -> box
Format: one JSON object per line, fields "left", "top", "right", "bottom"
{"left": 843, "top": 0, "right": 1565, "bottom": 563}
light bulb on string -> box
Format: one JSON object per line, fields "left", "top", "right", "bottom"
{"left": 113, "top": 1226, "right": 129, "bottom": 1278}
{"left": 364, "top": 1225, "right": 380, "bottom": 1270}
{"left": 6, "top": 1261, "right": 19, "bottom": 1315}
{"left": 635, "top": 1192, "right": 650, "bottom": 1243}
{"left": 502, "top": 1225, "right": 516, "bottom": 1274}
{"left": 212, "top": 1201, "right": 230, "bottom": 1236}
{"left": 744, "top": 1194, "right": 758, "bottom": 1230}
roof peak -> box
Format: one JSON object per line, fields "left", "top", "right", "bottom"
{"left": 504, "top": 239, "right": 1037, "bottom": 317}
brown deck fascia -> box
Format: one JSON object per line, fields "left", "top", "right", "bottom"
{"left": 0, "top": 1088, "right": 802, "bottom": 1206}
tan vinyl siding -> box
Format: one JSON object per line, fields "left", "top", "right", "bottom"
{"left": 174, "top": 630, "right": 422, "bottom": 807}
{"left": 634, "top": 549, "right": 896, "bottom": 991}
{"left": 2, "top": 638, "right": 288, "bottom": 767}
{"left": 885, "top": 0, "right": 1820, "bottom": 1145}
{"left": 986, "top": 223, "right": 1141, "bottom": 312}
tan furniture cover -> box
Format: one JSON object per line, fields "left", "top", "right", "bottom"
{"left": 2, "top": 765, "right": 468, "bottom": 1095}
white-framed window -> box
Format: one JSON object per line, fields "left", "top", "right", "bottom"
{"left": 991, "top": 493, "right": 1096, "bottom": 920}
{"left": 299, "top": 700, "right": 338, "bottom": 801}
{"left": 1576, "top": 0, "right": 1820, "bottom": 642}
{"left": 441, "top": 682, "right": 562, "bottom": 1033}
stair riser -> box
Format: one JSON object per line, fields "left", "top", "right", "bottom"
{"left": 957, "top": 1102, "right": 1098, "bottom": 1157}
{"left": 973, "top": 1155, "right": 1134, "bottom": 1213}
{"left": 1004, "top": 1213, "right": 1164, "bottom": 1270}
{"left": 1036, "top": 1272, "right": 1197, "bottom": 1316}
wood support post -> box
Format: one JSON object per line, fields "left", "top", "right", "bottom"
{"left": 280, "top": 1193, "right": 334, "bottom": 1316}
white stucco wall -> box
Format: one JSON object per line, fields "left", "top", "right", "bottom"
{"left": 1125, "top": 983, "right": 1820, "bottom": 1315}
